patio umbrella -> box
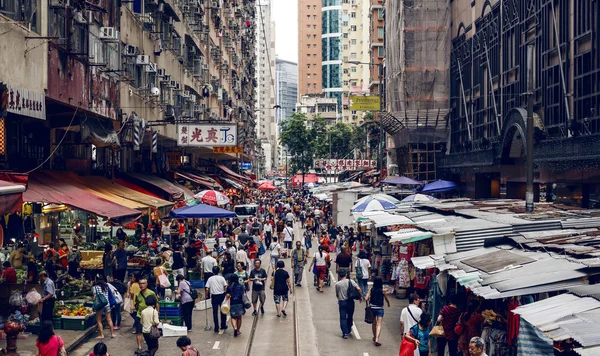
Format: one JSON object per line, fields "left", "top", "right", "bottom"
{"left": 304, "top": 182, "right": 318, "bottom": 188}
{"left": 421, "top": 180, "right": 458, "bottom": 193}
{"left": 351, "top": 194, "right": 401, "bottom": 212}
{"left": 381, "top": 176, "right": 422, "bottom": 185}
{"left": 401, "top": 194, "right": 438, "bottom": 203}
{"left": 194, "top": 190, "right": 231, "bottom": 206}
{"left": 258, "top": 182, "right": 277, "bottom": 191}
{"left": 169, "top": 204, "right": 236, "bottom": 219}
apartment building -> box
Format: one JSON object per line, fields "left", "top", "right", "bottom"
{"left": 276, "top": 58, "right": 298, "bottom": 168}
{"left": 296, "top": 95, "right": 338, "bottom": 124}
{"left": 322, "top": 0, "right": 343, "bottom": 112}
{"left": 369, "top": 0, "right": 385, "bottom": 96}
{"left": 298, "top": 0, "right": 323, "bottom": 99}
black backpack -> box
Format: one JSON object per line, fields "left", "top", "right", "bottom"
{"left": 185, "top": 281, "right": 199, "bottom": 300}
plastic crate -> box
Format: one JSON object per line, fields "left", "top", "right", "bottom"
{"left": 52, "top": 317, "right": 62, "bottom": 330}
{"left": 159, "top": 301, "right": 179, "bottom": 308}
{"left": 87, "top": 315, "right": 97, "bottom": 328}
{"left": 169, "top": 318, "right": 183, "bottom": 326}
{"left": 189, "top": 280, "right": 204, "bottom": 288}
{"left": 188, "top": 272, "right": 201, "bottom": 281}
{"left": 168, "top": 276, "right": 175, "bottom": 291}
{"left": 161, "top": 307, "right": 181, "bottom": 318}
{"left": 62, "top": 317, "right": 89, "bottom": 331}
{"left": 26, "top": 324, "right": 40, "bottom": 335}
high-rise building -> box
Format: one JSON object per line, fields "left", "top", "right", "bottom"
{"left": 276, "top": 59, "right": 298, "bottom": 168}
{"left": 322, "top": 0, "right": 343, "bottom": 113}
{"left": 369, "top": 0, "right": 385, "bottom": 97}
{"left": 256, "top": 0, "right": 277, "bottom": 173}
{"left": 298, "top": 0, "right": 323, "bottom": 99}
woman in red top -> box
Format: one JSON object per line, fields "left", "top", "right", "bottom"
{"left": 318, "top": 233, "right": 330, "bottom": 248}
{"left": 458, "top": 301, "right": 484, "bottom": 356}
{"left": 436, "top": 294, "right": 461, "bottom": 356}
{"left": 58, "top": 243, "right": 69, "bottom": 270}
{"left": 247, "top": 240, "right": 259, "bottom": 260}
{"left": 35, "top": 321, "right": 65, "bottom": 356}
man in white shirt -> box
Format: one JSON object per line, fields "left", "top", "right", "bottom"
{"left": 201, "top": 251, "right": 218, "bottom": 286}
{"left": 283, "top": 224, "right": 294, "bottom": 256}
{"left": 263, "top": 220, "right": 273, "bottom": 247}
{"left": 400, "top": 293, "right": 423, "bottom": 356}
{"left": 205, "top": 266, "right": 228, "bottom": 332}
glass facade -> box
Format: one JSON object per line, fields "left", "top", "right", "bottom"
{"left": 322, "top": 9, "right": 340, "bottom": 34}
{"left": 322, "top": 64, "right": 341, "bottom": 89}
{"left": 276, "top": 59, "right": 298, "bottom": 126}
{"left": 322, "top": 37, "right": 340, "bottom": 62}
{"left": 321, "top": 0, "right": 342, "bottom": 112}
{"left": 322, "top": 0, "right": 340, "bottom": 7}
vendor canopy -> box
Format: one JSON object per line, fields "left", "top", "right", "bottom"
{"left": 0, "top": 172, "right": 141, "bottom": 222}
{"left": 0, "top": 180, "right": 25, "bottom": 214}
{"left": 169, "top": 204, "right": 236, "bottom": 219}
{"left": 124, "top": 173, "right": 194, "bottom": 201}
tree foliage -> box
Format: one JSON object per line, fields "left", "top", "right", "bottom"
{"left": 279, "top": 112, "right": 315, "bottom": 178}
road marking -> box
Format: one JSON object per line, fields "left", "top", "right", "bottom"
{"left": 212, "top": 341, "right": 220, "bottom": 349}
{"left": 363, "top": 353, "right": 369, "bottom": 356}
{"left": 352, "top": 324, "right": 361, "bottom": 339}
{"left": 329, "top": 270, "right": 337, "bottom": 283}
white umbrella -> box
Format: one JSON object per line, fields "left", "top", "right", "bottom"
{"left": 401, "top": 194, "right": 438, "bottom": 203}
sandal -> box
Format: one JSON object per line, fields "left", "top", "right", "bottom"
{"left": 375, "top": 342, "right": 381, "bottom": 347}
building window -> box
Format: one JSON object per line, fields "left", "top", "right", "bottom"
{"left": 307, "top": 64, "right": 310, "bottom": 68}
{"left": 343, "top": 45, "right": 348, "bottom": 50}
{"left": 307, "top": 44, "right": 311, "bottom": 49}
{"left": 351, "top": 12, "right": 356, "bottom": 18}
{"left": 351, "top": 67, "right": 357, "bottom": 72}
{"left": 313, "top": 54, "right": 316, "bottom": 58}
{"left": 344, "top": 80, "right": 349, "bottom": 85}
{"left": 314, "top": 44, "right": 317, "bottom": 48}
{"left": 313, "top": 15, "right": 316, "bottom": 20}
{"left": 352, "top": 110, "right": 357, "bottom": 114}
{"left": 313, "top": 34, "right": 317, "bottom": 39}
{"left": 350, "top": 25, "right": 356, "bottom": 31}
{"left": 343, "top": 33, "right": 349, "bottom": 38}
{"left": 342, "top": 21, "right": 348, "bottom": 27}
{"left": 307, "top": 34, "right": 311, "bottom": 39}
{"left": 351, "top": 39, "right": 356, "bottom": 45}
{"left": 307, "top": 5, "right": 310, "bottom": 10}
{"left": 314, "top": 5, "right": 316, "bottom": 9}
{"left": 378, "top": 27, "right": 384, "bottom": 39}
{"left": 313, "top": 25, "right": 316, "bottom": 29}
{"left": 308, "top": 74, "right": 311, "bottom": 79}
{"left": 307, "top": 83, "right": 311, "bottom": 88}
{"left": 378, "top": 9, "right": 384, "bottom": 19}
{"left": 350, "top": 52, "right": 357, "bottom": 59}
{"left": 307, "top": 15, "right": 310, "bottom": 20}
{"left": 313, "top": 83, "right": 316, "bottom": 88}
{"left": 378, "top": 46, "right": 384, "bottom": 56}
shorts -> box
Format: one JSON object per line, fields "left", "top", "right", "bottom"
{"left": 338, "top": 267, "right": 350, "bottom": 276}
{"left": 131, "top": 312, "right": 142, "bottom": 333}
{"left": 270, "top": 255, "right": 279, "bottom": 266}
{"left": 284, "top": 241, "right": 293, "bottom": 249}
{"left": 371, "top": 308, "right": 384, "bottom": 317}
{"left": 273, "top": 294, "right": 288, "bottom": 304}
{"left": 252, "top": 290, "right": 266, "bottom": 304}
{"left": 316, "top": 265, "right": 327, "bottom": 280}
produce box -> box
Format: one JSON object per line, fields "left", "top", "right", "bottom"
{"left": 189, "top": 280, "right": 204, "bottom": 289}
{"left": 159, "top": 301, "right": 179, "bottom": 308}
{"left": 161, "top": 307, "right": 181, "bottom": 318}
{"left": 164, "top": 317, "right": 183, "bottom": 326}
{"left": 62, "top": 316, "right": 90, "bottom": 331}
{"left": 26, "top": 323, "right": 40, "bottom": 335}
{"left": 53, "top": 317, "right": 62, "bottom": 330}
{"left": 188, "top": 272, "right": 201, "bottom": 281}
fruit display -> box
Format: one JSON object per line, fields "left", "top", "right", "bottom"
{"left": 80, "top": 257, "right": 103, "bottom": 269}
{"left": 15, "top": 269, "right": 26, "bottom": 284}
{"left": 127, "top": 257, "right": 149, "bottom": 267}
{"left": 54, "top": 302, "right": 93, "bottom": 318}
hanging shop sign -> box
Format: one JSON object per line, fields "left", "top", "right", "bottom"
{"left": 167, "top": 151, "right": 182, "bottom": 168}
{"left": 313, "top": 159, "right": 377, "bottom": 170}
{"left": 2, "top": 84, "right": 46, "bottom": 120}
{"left": 177, "top": 124, "right": 237, "bottom": 147}
{"left": 240, "top": 162, "right": 252, "bottom": 170}
{"left": 213, "top": 146, "right": 243, "bottom": 154}
{"left": 349, "top": 95, "right": 380, "bottom": 111}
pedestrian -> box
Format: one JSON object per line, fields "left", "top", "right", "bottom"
{"left": 90, "top": 341, "right": 110, "bottom": 356}
{"left": 126, "top": 273, "right": 143, "bottom": 352}
{"left": 221, "top": 252, "right": 236, "bottom": 281}
{"left": 235, "top": 261, "right": 250, "bottom": 290}
{"left": 226, "top": 274, "right": 246, "bottom": 337}
{"left": 102, "top": 243, "right": 114, "bottom": 282}
{"left": 201, "top": 250, "right": 218, "bottom": 298}
{"left": 249, "top": 259, "right": 267, "bottom": 316}
{"left": 303, "top": 228, "right": 313, "bottom": 251}
{"left": 107, "top": 281, "right": 123, "bottom": 330}
{"left": 38, "top": 272, "right": 55, "bottom": 324}
{"left": 67, "top": 243, "right": 82, "bottom": 278}
{"left": 273, "top": 260, "right": 292, "bottom": 317}
{"left": 400, "top": 293, "right": 422, "bottom": 338}
{"left": 468, "top": 337, "right": 488, "bottom": 356}
{"left": 436, "top": 294, "right": 462, "bottom": 356}
{"left": 283, "top": 223, "right": 294, "bottom": 255}
{"left": 458, "top": 301, "right": 484, "bottom": 356}
{"left": 1, "top": 261, "right": 16, "bottom": 283}
{"left": 355, "top": 250, "right": 371, "bottom": 297}
{"left": 112, "top": 241, "right": 128, "bottom": 283}
{"left": 366, "top": 277, "right": 391, "bottom": 346}
{"left": 171, "top": 245, "right": 187, "bottom": 283}
{"left": 153, "top": 258, "right": 169, "bottom": 300}
{"left": 335, "top": 246, "right": 352, "bottom": 278}
{"left": 264, "top": 219, "right": 273, "bottom": 247}
{"left": 140, "top": 295, "right": 160, "bottom": 356}
{"left": 247, "top": 240, "right": 259, "bottom": 260}
{"left": 335, "top": 270, "right": 363, "bottom": 339}
{"left": 35, "top": 320, "right": 66, "bottom": 356}
{"left": 404, "top": 312, "right": 432, "bottom": 356}
{"left": 175, "top": 274, "right": 195, "bottom": 332}
{"left": 292, "top": 240, "right": 307, "bottom": 286}
{"left": 269, "top": 236, "right": 281, "bottom": 270}
{"left": 309, "top": 245, "right": 330, "bottom": 292}
{"left": 205, "top": 265, "right": 228, "bottom": 333}
{"left": 92, "top": 276, "right": 116, "bottom": 339}
{"left": 176, "top": 336, "right": 200, "bottom": 356}
{"left": 134, "top": 277, "right": 158, "bottom": 354}
{"left": 235, "top": 246, "right": 251, "bottom": 271}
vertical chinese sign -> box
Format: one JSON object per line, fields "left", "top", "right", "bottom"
{"left": 177, "top": 124, "right": 238, "bottom": 147}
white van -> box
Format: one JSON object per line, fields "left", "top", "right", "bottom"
{"left": 234, "top": 204, "right": 258, "bottom": 220}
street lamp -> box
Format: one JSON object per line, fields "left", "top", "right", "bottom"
{"left": 348, "top": 60, "right": 385, "bottom": 191}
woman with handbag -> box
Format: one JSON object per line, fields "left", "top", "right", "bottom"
{"left": 436, "top": 294, "right": 461, "bottom": 356}
{"left": 457, "top": 301, "right": 484, "bottom": 356}
{"left": 92, "top": 276, "right": 115, "bottom": 339}
{"left": 309, "top": 245, "right": 330, "bottom": 293}
{"left": 35, "top": 320, "right": 67, "bottom": 356}
{"left": 153, "top": 258, "right": 169, "bottom": 300}
{"left": 140, "top": 295, "right": 160, "bottom": 356}
{"left": 365, "top": 277, "right": 390, "bottom": 347}
{"left": 125, "top": 273, "right": 144, "bottom": 352}
{"left": 404, "top": 313, "right": 432, "bottom": 356}
{"left": 226, "top": 274, "right": 246, "bottom": 337}
{"left": 175, "top": 274, "right": 195, "bottom": 332}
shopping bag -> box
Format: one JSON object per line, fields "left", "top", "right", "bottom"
{"left": 242, "top": 293, "right": 251, "bottom": 309}
{"left": 92, "top": 294, "right": 109, "bottom": 312}
{"left": 430, "top": 322, "right": 445, "bottom": 338}
{"left": 364, "top": 305, "right": 374, "bottom": 324}
{"left": 123, "top": 298, "right": 133, "bottom": 313}
{"left": 399, "top": 337, "right": 416, "bottom": 356}
{"left": 158, "top": 274, "right": 171, "bottom": 288}
{"left": 258, "top": 243, "right": 266, "bottom": 256}
{"left": 221, "top": 299, "right": 230, "bottom": 314}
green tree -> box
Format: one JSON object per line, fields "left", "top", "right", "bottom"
{"left": 311, "top": 115, "right": 329, "bottom": 159}
{"left": 328, "top": 122, "right": 354, "bottom": 158}
{"left": 279, "top": 112, "right": 316, "bottom": 187}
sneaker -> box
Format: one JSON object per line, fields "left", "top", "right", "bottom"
{"left": 282, "top": 310, "right": 287, "bottom": 316}
{"left": 342, "top": 334, "right": 348, "bottom": 339}
{"left": 114, "top": 326, "right": 121, "bottom": 330}
{"left": 214, "top": 329, "right": 219, "bottom": 333}
{"left": 234, "top": 330, "right": 238, "bottom": 337}
{"left": 252, "top": 310, "right": 258, "bottom": 316}
{"left": 260, "top": 306, "right": 265, "bottom": 315}
{"left": 187, "top": 329, "right": 192, "bottom": 332}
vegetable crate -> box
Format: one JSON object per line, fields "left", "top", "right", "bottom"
{"left": 188, "top": 272, "right": 201, "bottom": 281}
{"left": 53, "top": 317, "right": 62, "bottom": 330}
{"left": 164, "top": 317, "right": 183, "bottom": 326}
{"left": 189, "top": 280, "right": 204, "bottom": 289}
{"left": 161, "top": 307, "right": 181, "bottom": 318}
{"left": 168, "top": 276, "right": 175, "bottom": 291}
{"left": 62, "top": 316, "right": 89, "bottom": 331}
{"left": 159, "top": 301, "right": 179, "bottom": 308}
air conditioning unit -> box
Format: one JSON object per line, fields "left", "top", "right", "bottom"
{"left": 194, "top": 7, "right": 202, "bottom": 14}
{"left": 173, "top": 82, "right": 181, "bottom": 91}
{"left": 139, "top": 14, "right": 154, "bottom": 25}
{"left": 125, "top": 45, "right": 139, "bottom": 56}
{"left": 136, "top": 55, "right": 150, "bottom": 65}
{"left": 157, "top": 68, "right": 166, "bottom": 77}
{"left": 99, "top": 27, "right": 119, "bottom": 42}
{"left": 194, "top": 105, "right": 203, "bottom": 113}
{"left": 181, "top": 5, "right": 190, "bottom": 12}
{"left": 146, "top": 62, "right": 157, "bottom": 73}
{"left": 74, "top": 11, "right": 88, "bottom": 24}
{"left": 181, "top": 90, "right": 190, "bottom": 98}
{"left": 202, "top": 64, "right": 209, "bottom": 70}
{"left": 190, "top": 95, "right": 197, "bottom": 103}
{"left": 168, "top": 80, "right": 177, "bottom": 88}
{"left": 160, "top": 74, "right": 171, "bottom": 83}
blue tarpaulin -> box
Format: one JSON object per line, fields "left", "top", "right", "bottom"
{"left": 169, "top": 204, "right": 237, "bottom": 219}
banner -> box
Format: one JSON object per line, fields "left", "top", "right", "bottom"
{"left": 313, "top": 159, "right": 376, "bottom": 170}
{"left": 178, "top": 124, "right": 237, "bottom": 147}
{"left": 349, "top": 96, "right": 380, "bottom": 111}
{"left": 213, "top": 146, "right": 243, "bottom": 153}
{"left": 4, "top": 84, "right": 46, "bottom": 120}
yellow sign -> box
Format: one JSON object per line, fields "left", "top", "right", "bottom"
{"left": 349, "top": 96, "right": 381, "bottom": 111}
{"left": 213, "top": 146, "right": 243, "bottom": 154}
{"left": 167, "top": 151, "right": 181, "bottom": 168}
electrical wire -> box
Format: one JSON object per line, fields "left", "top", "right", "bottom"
{"left": 24, "top": 107, "right": 79, "bottom": 174}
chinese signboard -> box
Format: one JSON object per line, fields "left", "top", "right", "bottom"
{"left": 349, "top": 96, "right": 380, "bottom": 111}
{"left": 167, "top": 151, "right": 182, "bottom": 168}
{"left": 314, "top": 159, "right": 377, "bottom": 170}
{"left": 213, "top": 146, "right": 243, "bottom": 154}
{"left": 3, "top": 84, "right": 46, "bottom": 120}
{"left": 177, "top": 124, "right": 237, "bottom": 147}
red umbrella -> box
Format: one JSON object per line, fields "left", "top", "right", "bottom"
{"left": 193, "top": 190, "right": 230, "bottom": 206}
{"left": 257, "top": 182, "right": 277, "bottom": 191}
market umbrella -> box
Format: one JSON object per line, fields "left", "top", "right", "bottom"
{"left": 420, "top": 180, "right": 458, "bottom": 193}
{"left": 381, "top": 176, "right": 422, "bottom": 185}
{"left": 304, "top": 182, "right": 318, "bottom": 188}
{"left": 169, "top": 204, "right": 237, "bottom": 219}
{"left": 258, "top": 182, "right": 277, "bottom": 191}
{"left": 351, "top": 194, "right": 401, "bottom": 212}
{"left": 401, "top": 194, "right": 438, "bottom": 203}
{"left": 194, "top": 190, "right": 231, "bottom": 206}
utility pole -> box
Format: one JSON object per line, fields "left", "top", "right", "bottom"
{"left": 526, "top": 45, "right": 534, "bottom": 213}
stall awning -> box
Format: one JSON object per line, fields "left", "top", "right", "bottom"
{"left": 0, "top": 180, "right": 25, "bottom": 214}
{"left": 25, "top": 173, "right": 141, "bottom": 222}
{"left": 223, "top": 178, "right": 243, "bottom": 189}
{"left": 386, "top": 229, "right": 433, "bottom": 244}
{"left": 174, "top": 172, "right": 222, "bottom": 190}
{"left": 216, "top": 164, "right": 251, "bottom": 183}
{"left": 124, "top": 173, "right": 193, "bottom": 201}
{"left": 353, "top": 211, "right": 415, "bottom": 227}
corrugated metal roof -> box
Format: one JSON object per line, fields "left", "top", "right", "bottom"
{"left": 568, "top": 285, "right": 600, "bottom": 300}
{"left": 574, "top": 346, "right": 600, "bottom": 356}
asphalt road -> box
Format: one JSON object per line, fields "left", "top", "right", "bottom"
{"left": 68, "top": 222, "right": 407, "bottom": 356}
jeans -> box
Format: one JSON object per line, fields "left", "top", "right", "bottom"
{"left": 357, "top": 279, "right": 369, "bottom": 297}
{"left": 181, "top": 301, "right": 194, "bottom": 330}
{"left": 437, "top": 337, "right": 459, "bottom": 356}
{"left": 338, "top": 299, "right": 355, "bottom": 336}
{"left": 113, "top": 268, "right": 126, "bottom": 283}
{"left": 305, "top": 235, "right": 312, "bottom": 249}
{"left": 41, "top": 297, "right": 55, "bottom": 324}
{"left": 111, "top": 303, "right": 122, "bottom": 327}
{"left": 211, "top": 293, "right": 228, "bottom": 330}
{"left": 265, "top": 232, "right": 272, "bottom": 247}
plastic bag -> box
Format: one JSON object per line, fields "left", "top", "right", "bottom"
{"left": 25, "top": 289, "right": 42, "bottom": 305}
{"left": 221, "top": 299, "right": 230, "bottom": 314}
{"left": 9, "top": 291, "right": 24, "bottom": 307}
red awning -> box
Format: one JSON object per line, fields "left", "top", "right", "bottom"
{"left": 115, "top": 178, "right": 162, "bottom": 199}
{"left": 216, "top": 164, "right": 252, "bottom": 183}
{"left": 174, "top": 172, "right": 222, "bottom": 190}
{"left": 124, "top": 173, "right": 193, "bottom": 201}
{"left": 0, "top": 180, "right": 25, "bottom": 214}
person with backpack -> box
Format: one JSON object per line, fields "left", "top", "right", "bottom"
{"left": 292, "top": 241, "right": 307, "bottom": 287}
{"left": 107, "top": 281, "right": 124, "bottom": 330}
{"left": 176, "top": 336, "right": 199, "bottom": 356}
{"left": 175, "top": 274, "right": 197, "bottom": 332}
{"left": 92, "top": 276, "right": 116, "bottom": 339}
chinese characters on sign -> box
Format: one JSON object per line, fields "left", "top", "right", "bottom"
{"left": 313, "top": 159, "right": 377, "bottom": 171}
{"left": 212, "top": 146, "right": 243, "bottom": 153}
{"left": 5, "top": 84, "right": 46, "bottom": 120}
{"left": 177, "top": 124, "right": 237, "bottom": 147}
